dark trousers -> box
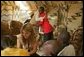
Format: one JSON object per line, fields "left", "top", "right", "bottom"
{"left": 44, "top": 31, "right": 53, "bottom": 42}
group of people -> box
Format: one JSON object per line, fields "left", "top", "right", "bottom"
{"left": 16, "top": 6, "right": 54, "bottom": 56}
{"left": 1, "top": 6, "right": 83, "bottom": 56}
{"left": 16, "top": 6, "right": 77, "bottom": 56}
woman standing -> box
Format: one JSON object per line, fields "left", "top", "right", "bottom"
{"left": 38, "top": 6, "right": 53, "bottom": 42}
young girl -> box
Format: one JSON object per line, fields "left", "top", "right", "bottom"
{"left": 17, "top": 23, "right": 39, "bottom": 56}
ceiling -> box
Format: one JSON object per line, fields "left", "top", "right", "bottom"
{"left": 1, "top": 1, "right": 82, "bottom": 11}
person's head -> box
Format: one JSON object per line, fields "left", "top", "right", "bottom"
{"left": 10, "top": 20, "right": 23, "bottom": 35}
{"left": 39, "top": 6, "right": 45, "bottom": 13}
{"left": 57, "top": 27, "right": 70, "bottom": 45}
{"left": 20, "top": 23, "right": 35, "bottom": 40}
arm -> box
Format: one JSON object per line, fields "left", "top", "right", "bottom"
{"left": 17, "top": 34, "right": 23, "bottom": 48}
{"left": 37, "top": 20, "right": 44, "bottom": 26}
{"left": 29, "top": 41, "right": 39, "bottom": 55}
{"left": 17, "top": 38, "right": 21, "bottom": 48}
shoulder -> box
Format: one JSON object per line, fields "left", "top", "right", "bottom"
{"left": 65, "top": 44, "right": 75, "bottom": 51}
{"left": 16, "top": 34, "right": 22, "bottom": 39}
{"left": 57, "top": 44, "right": 75, "bottom": 56}
{"left": 64, "top": 44, "right": 75, "bottom": 55}
{"left": 64, "top": 45, "right": 75, "bottom": 56}
{"left": 61, "top": 44, "right": 75, "bottom": 52}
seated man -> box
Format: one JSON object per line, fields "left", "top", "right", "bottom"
{"left": 36, "top": 39, "right": 59, "bottom": 56}
{"left": 37, "top": 27, "right": 75, "bottom": 56}
{"left": 57, "top": 28, "right": 75, "bottom": 56}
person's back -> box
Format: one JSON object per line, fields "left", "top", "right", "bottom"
{"left": 1, "top": 35, "right": 17, "bottom": 50}
{"left": 57, "top": 44, "right": 75, "bottom": 56}
{"left": 36, "top": 39, "right": 64, "bottom": 56}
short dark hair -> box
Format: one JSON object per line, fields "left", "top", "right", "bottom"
{"left": 59, "top": 28, "right": 70, "bottom": 45}
{"left": 39, "top": 6, "right": 44, "bottom": 11}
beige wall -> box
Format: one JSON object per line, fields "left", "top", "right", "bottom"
{"left": 67, "top": 3, "right": 83, "bottom": 33}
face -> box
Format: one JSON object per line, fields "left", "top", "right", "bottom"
{"left": 22, "top": 30, "right": 31, "bottom": 39}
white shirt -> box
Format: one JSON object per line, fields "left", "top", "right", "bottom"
{"left": 57, "top": 44, "right": 76, "bottom": 56}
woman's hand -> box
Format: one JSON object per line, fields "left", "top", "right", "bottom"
{"left": 29, "top": 41, "right": 38, "bottom": 55}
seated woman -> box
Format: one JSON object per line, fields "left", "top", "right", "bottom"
{"left": 17, "top": 23, "right": 39, "bottom": 56}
